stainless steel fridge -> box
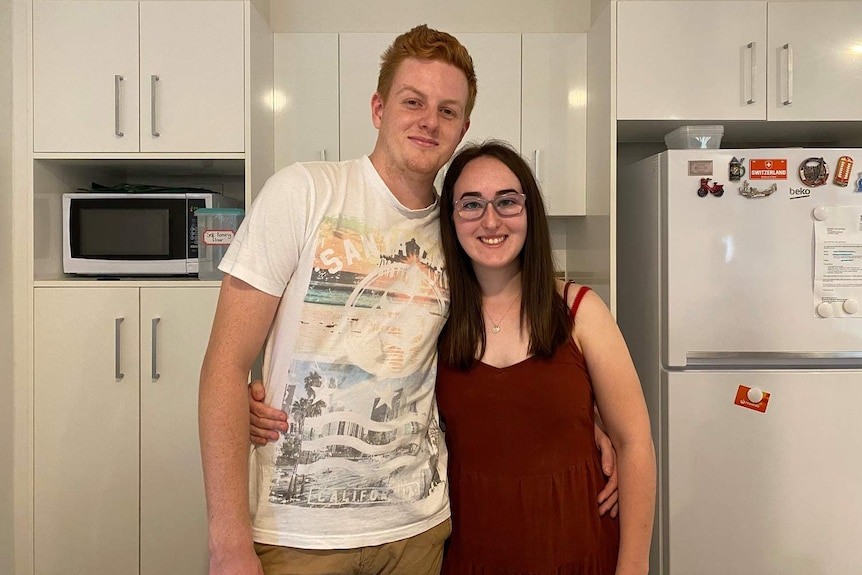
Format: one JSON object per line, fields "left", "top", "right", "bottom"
{"left": 617, "top": 149, "right": 862, "bottom": 575}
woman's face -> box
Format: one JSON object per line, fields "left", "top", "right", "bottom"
{"left": 452, "top": 155, "right": 527, "bottom": 275}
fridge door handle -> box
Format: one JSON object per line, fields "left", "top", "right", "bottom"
{"left": 686, "top": 351, "right": 862, "bottom": 369}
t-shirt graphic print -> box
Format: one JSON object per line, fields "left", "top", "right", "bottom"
{"left": 269, "top": 213, "right": 447, "bottom": 509}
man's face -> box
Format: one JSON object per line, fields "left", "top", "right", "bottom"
{"left": 371, "top": 57, "right": 470, "bottom": 179}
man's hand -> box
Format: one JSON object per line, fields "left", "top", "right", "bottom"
{"left": 249, "top": 379, "right": 288, "bottom": 446}
{"left": 594, "top": 421, "right": 620, "bottom": 518}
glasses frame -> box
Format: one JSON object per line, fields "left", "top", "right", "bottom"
{"left": 453, "top": 193, "right": 527, "bottom": 221}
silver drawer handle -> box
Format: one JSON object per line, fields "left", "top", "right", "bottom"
{"left": 151, "top": 317, "right": 161, "bottom": 380}
{"left": 782, "top": 43, "right": 793, "bottom": 106}
{"left": 151, "top": 75, "right": 160, "bottom": 137}
{"left": 114, "top": 317, "right": 124, "bottom": 380}
{"left": 114, "top": 75, "right": 124, "bottom": 137}
{"left": 746, "top": 42, "right": 756, "bottom": 105}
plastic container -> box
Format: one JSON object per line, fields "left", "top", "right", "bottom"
{"left": 664, "top": 125, "right": 724, "bottom": 149}
{"left": 195, "top": 208, "right": 244, "bottom": 280}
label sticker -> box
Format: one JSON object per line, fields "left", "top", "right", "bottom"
{"left": 734, "top": 385, "right": 770, "bottom": 413}
{"left": 203, "top": 229, "right": 235, "bottom": 245}
{"left": 688, "top": 160, "right": 713, "bottom": 176}
{"left": 749, "top": 159, "right": 788, "bottom": 180}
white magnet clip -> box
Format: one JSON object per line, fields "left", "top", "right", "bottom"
{"left": 816, "top": 302, "right": 835, "bottom": 318}
{"left": 812, "top": 206, "right": 830, "bottom": 221}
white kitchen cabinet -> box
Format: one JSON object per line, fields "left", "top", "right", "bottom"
{"left": 766, "top": 1, "right": 862, "bottom": 121}
{"left": 522, "top": 34, "right": 587, "bottom": 216}
{"left": 338, "top": 33, "right": 403, "bottom": 162}
{"left": 33, "top": 0, "right": 244, "bottom": 154}
{"left": 616, "top": 1, "right": 767, "bottom": 121}
{"left": 274, "top": 33, "right": 340, "bottom": 168}
{"left": 457, "top": 34, "right": 522, "bottom": 150}
{"left": 617, "top": 1, "right": 862, "bottom": 122}
{"left": 34, "top": 286, "right": 219, "bottom": 575}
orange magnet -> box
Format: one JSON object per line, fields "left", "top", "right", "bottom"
{"left": 834, "top": 155, "right": 853, "bottom": 187}
{"left": 734, "top": 385, "right": 770, "bottom": 413}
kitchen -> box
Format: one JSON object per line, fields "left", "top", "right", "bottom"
{"left": 3, "top": 0, "right": 862, "bottom": 574}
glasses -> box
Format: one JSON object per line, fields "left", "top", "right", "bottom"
{"left": 454, "top": 193, "right": 526, "bottom": 221}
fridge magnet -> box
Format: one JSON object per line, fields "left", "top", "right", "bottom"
{"left": 734, "top": 385, "right": 770, "bottom": 413}
{"left": 855, "top": 173, "right": 862, "bottom": 193}
{"left": 738, "top": 180, "right": 777, "bottom": 198}
{"left": 728, "top": 157, "right": 746, "bottom": 181}
{"left": 833, "top": 156, "right": 853, "bottom": 187}
{"left": 696, "top": 177, "right": 724, "bottom": 197}
{"left": 799, "top": 157, "right": 829, "bottom": 187}
{"left": 749, "top": 159, "right": 788, "bottom": 179}
{"left": 688, "top": 160, "right": 713, "bottom": 176}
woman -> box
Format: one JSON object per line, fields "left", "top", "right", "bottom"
{"left": 434, "top": 141, "right": 654, "bottom": 574}
{"left": 248, "top": 141, "right": 653, "bottom": 574}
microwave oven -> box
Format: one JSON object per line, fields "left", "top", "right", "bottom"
{"left": 62, "top": 192, "right": 234, "bottom": 276}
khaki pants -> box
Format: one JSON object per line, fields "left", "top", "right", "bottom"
{"left": 254, "top": 519, "right": 451, "bottom": 575}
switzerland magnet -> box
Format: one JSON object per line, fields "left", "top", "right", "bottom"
{"left": 749, "top": 159, "right": 788, "bottom": 180}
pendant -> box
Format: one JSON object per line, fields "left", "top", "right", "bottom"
{"left": 492, "top": 325, "right": 501, "bottom": 334}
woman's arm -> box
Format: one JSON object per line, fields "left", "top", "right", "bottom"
{"left": 571, "top": 289, "right": 656, "bottom": 575}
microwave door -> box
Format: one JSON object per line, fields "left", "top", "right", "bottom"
{"left": 63, "top": 194, "right": 191, "bottom": 275}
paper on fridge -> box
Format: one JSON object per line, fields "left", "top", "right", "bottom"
{"left": 813, "top": 205, "right": 862, "bottom": 318}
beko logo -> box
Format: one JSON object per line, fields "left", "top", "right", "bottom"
{"left": 789, "top": 187, "right": 811, "bottom": 199}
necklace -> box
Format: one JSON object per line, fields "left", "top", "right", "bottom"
{"left": 484, "top": 294, "right": 520, "bottom": 334}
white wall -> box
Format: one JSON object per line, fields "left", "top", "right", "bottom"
{"left": 0, "top": 0, "right": 15, "bottom": 572}
{"left": 269, "top": 0, "right": 590, "bottom": 33}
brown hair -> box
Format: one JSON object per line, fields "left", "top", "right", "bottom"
{"left": 377, "top": 25, "right": 478, "bottom": 119}
{"left": 438, "top": 141, "right": 571, "bottom": 370}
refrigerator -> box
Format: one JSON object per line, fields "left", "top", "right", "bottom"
{"left": 617, "top": 149, "right": 862, "bottom": 575}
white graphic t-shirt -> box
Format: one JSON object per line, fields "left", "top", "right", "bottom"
{"left": 219, "top": 157, "right": 450, "bottom": 549}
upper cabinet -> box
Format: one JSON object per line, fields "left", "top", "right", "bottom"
{"left": 617, "top": 1, "right": 862, "bottom": 122}
{"left": 274, "top": 32, "right": 586, "bottom": 215}
{"left": 522, "top": 34, "right": 587, "bottom": 216}
{"left": 766, "top": 2, "right": 862, "bottom": 121}
{"left": 33, "top": 0, "right": 245, "bottom": 154}
{"left": 274, "top": 33, "right": 340, "bottom": 167}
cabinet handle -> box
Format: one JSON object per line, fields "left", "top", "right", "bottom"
{"left": 114, "top": 317, "right": 124, "bottom": 380}
{"left": 151, "top": 317, "right": 161, "bottom": 381}
{"left": 151, "top": 75, "right": 161, "bottom": 137}
{"left": 782, "top": 43, "right": 793, "bottom": 106}
{"left": 746, "top": 42, "right": 756, "bottom": 105}
{"left": 319, "top": 149, "right": 327, "bottom": 161}
{"left": 114, "top": 75, "right": 124, "bottom": 137}
{"left": 533, "top": 150, "right": 542, "bottom": 183}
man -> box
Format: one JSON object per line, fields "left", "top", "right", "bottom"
{"left": 199, "top": 25, "right": 616, "bottom": 575}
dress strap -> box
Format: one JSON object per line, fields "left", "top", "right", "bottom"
{"left": 566, "top": 283, "right": 591, "bottom": 320}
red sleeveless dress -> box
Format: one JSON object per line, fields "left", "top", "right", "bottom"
{"left": 437, "top": 286, "right": 620, "bottom": 574}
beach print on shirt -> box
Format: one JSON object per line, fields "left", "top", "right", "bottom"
{"left": 268, "top": 212, "right": 448, "bottom": 509}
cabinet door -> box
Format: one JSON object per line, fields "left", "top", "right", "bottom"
{"left": 34, "top": 287, "right": 140, "bottom": 575}
{"left": 616, "top": 1, "right": 767, "bottom": 120}
{"left": 457, "top": 34, "right": 522, "bottom": 150}
{"left": 275, "top": 33, "right": 340, "bottom": 168}
{"left": 339, "top": 33, "right": 395, "bottom": 162}
{"left": 522, "top": 34, "right": 587, "bottom": 216}
{"left": 767, "top": 1, "right": 862, "bottom": 121}
{"left": 33, "top": 1, "right": 139, "bottom": 153}
{"left": 140, "top": 287, "right": 219, "bottom": 575}
{"left": 139, "top": 1, "right": 245, "bottom": 153}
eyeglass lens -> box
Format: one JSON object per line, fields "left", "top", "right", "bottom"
{"left": 456, "top": 194, "right": 525, "bottom": 221}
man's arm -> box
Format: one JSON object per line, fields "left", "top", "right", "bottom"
{"left": 199, "top": 275, "right": 281, "bottom": 575}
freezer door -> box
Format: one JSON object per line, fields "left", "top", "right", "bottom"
{"left": 663, "top": 370, "right": 862, "bottom": 575}
{"left": 662, "top": 149, "right": 862, "bottom": 367}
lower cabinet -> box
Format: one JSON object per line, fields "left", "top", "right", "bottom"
{"left": 34, "top": 285, "right": 219, "bottom": 575}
